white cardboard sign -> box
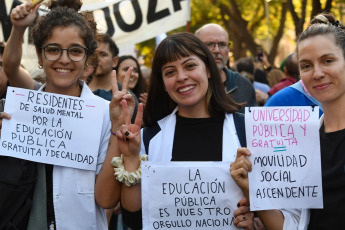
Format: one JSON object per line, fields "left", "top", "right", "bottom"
{"left": 245, "top": 106, "right": 323, "bottom": 210}
{"left": 142, "top": 161, "right": 243, "bottom": 230}
{"left": 0, "top": 87, "right": 105, "bottom": 171}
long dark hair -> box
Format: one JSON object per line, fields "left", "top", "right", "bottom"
{"left": 143, "top": 32, "right": 241, "bottom": 126}
{"left": 114, "top": 55, "right": 147, "bottom": 98}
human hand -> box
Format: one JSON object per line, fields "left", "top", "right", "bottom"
{"left": 11, "top": 0, "right": 40, "bottom": 28}
{"left": 233, "top": 198, "right": 254, "bottom": 230}
{"left": 0, "top": 112, "right": 11, "bottom": 137}
{"left": 230, "top": 148, "right": 252, "bottom": 200}
{"left": 233, "top": 197, "right": 267, "bottom": 230}
{"left": 109, "top": 68, "right": 136, "bottom": 129}
{"left": 115, "top": 100, "right": 143, "bottom": 161}
{"left": 139, "top": 92, "right": 148, "bottom": 106}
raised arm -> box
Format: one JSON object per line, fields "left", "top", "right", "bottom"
{"left": 97, "top": 68, "right": 144, "bottom": 228}
{"left": 3, "top": 1, "right": 40, "bottom": 89}
{"left": 95, "top": 69, "right": 137, "bottom": 208}
{"left": 117, "top": 101, "right": 143, "bottom": 212}
{"left": 116, "top": 98, "right": 144, "bottom": 230}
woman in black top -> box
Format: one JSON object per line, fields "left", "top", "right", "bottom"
{"left": 231, "top": 12, "right": 345, "bottom": 229}
{"left": 100, "top": 32, "right": 263, "bottom": 230}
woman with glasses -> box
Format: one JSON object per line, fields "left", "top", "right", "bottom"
{"left": 2, "top": 0, "right": 133, "bottom": 229}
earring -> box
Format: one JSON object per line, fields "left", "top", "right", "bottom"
{"left": 38, "top": 64, "right": 43, "bottom": 69}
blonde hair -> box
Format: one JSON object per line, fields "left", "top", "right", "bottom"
{"left": 267, "top": 69, "right": 284, "bottom": 88}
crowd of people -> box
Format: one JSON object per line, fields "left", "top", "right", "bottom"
{"left": 0, "top": 0, "right": 343, "bottom": 229}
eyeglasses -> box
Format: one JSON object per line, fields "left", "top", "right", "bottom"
{"left": 42, "top": 45, "right": 88, "bottom": 62}
{"left": 204, "top": 42, "right": 231, "bottom": 50}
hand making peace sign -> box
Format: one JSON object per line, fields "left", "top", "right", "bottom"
{"left": 109, "top": 68, "right": 136, "bottom": 126}
{"left": 109, "top": 67, "right": 143, "bottom": 158}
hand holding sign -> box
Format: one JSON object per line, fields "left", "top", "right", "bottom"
{"left": 233, "top": 198, "right": 255, "bottom": 229}
{"left": 230, "top": 148, "right": 252, "bottom": 201}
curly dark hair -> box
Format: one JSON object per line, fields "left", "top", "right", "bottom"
{"left": 97, "top": 33, "right": 119, "bottom": 57}
{"left": 31, "top": 0, "right": 97, "bottom": 57}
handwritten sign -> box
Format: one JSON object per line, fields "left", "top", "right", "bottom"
{"left": 0, "top": 87, "right": 105, "bottom": 171}
{"left": 142, "top": 161, "right": 243, "bottom": 230}
{"left": 245, "top": 106, "right": 323, "bottom": 210}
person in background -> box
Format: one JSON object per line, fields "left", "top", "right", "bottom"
{"left": 235, "top": 57, "right": 270, "bottom": 93}
{"left": 195, "top": 23, "right": 257, "bottom": 113}
{"left": 256, "top": 69, "right": 285, "bottom": 106}
{"left": 267, "top": 52, "right": 299, "bottom": 96}
{"left": 267, "top": 68, "right": 285, "bottom": 88}
{"left": 87, "top": 35, "right": 139, "bottom": 125}
{"left": 230, "top": 12, "right": 345, "bottom": 229}
{"left": 89, "top": 33, "right": 119, "bottom": 92}
{"left": 253, "top": 50, "right": 271, "bottom": 88}
{"left": 115, "top": 55, "right": 148, "bottom": 105}
{"left": 84, "top": 34, "right": 138, "bottom": 124}
{"left": 254, "top": 50, "right": 273, "bottom": 83}
{"left": 255, "top": 52, "right": 300, "bottom": 105}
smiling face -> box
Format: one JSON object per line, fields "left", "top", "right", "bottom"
{"left": 117, "top": 58, "right": 139, "bottom": 90}
{"left": 39, "top": 26, "right": 87, "bottom": 96}
{"left": 298, "top": 34, "right": 345, "bottom": 106}
{"left": 162, "top": 55, "right": 210, "bottom": 117}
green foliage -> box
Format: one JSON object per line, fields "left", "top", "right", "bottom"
{"left": 136, "top": 0, "right": 345, "bottom": 67}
